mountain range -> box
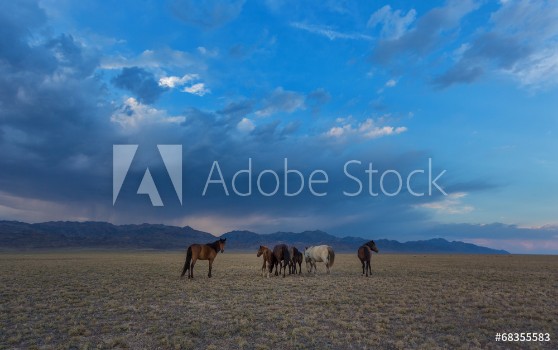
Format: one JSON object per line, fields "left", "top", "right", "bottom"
{"left": 0, "top": 220, "right": 509, "bottom": 254}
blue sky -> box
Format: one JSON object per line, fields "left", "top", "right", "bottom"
{"left": 1, "top": 0, "right": 557, "bottom": 253}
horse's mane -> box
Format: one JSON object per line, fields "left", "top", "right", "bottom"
{"left": 206, "top": 239, "right": 221, "bottom": 253}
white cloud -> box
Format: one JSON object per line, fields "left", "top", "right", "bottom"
{"left": 325, "top": 117, "right": 407, "bottom": 139}
{"left": 158, "top": 73, "right": 210, "bottom": 96}
{"left": 237, "top": 117, "right": 255, "bottom": 132}
{"left": 367, "top": 5, "right": 416, "bottom": 40}
{"left": 385, "top": 79, "right": 397, "bottom": 87}
{"left": 158, "top": 74, "right": 198, "bottom": 88}
{"left": 326, "top": 124, "right": 352, "bottom": 138}
{"left": 291, "top": 22, "right": 373, "bottom": 41}
{"left": 377, "top": 78, "right": 398, "bottom": 93}
{"left": 111, "top": 97, "right": 185, "bottom": 129}
{"left": 417, "top": 192, "right": 474, "bottom": 214}
{"left": 182, "top": 83, "right": 210, "bottom": 96}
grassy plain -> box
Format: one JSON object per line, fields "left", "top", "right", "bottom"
{"left": 1, "top": 252, "right": 556, "bottom": 349}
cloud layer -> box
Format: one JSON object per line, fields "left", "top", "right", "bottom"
{"left": 0, "top": 0, "right": 556, "bottom": 254}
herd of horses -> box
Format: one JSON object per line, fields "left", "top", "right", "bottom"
{"left": 180, "top": 238, "right": 379, "bottom": 279}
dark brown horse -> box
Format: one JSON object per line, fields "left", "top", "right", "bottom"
{"left": 357, "top": 240, "right": 379, "bottom": 277}
{"left": 257, "top": 245, "right": 274, "bottom": 278}
{"left": 289, "top": 246, "right": 303, "bottom": 274}
{"left": 272, "top": 244, "right": 290, "bottom": 278}
{"left": 181, "top": 238, "right": 226, "bottom": 279}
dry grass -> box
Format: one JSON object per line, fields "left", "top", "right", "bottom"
{"left": 1, "top": 252, "right": 556, "bottom": 349}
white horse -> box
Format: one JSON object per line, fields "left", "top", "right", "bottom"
{"left": 304, "top": 245, "right": 335, "bottom": 274}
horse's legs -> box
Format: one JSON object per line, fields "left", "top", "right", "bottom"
{"left": 262, "top": 260, "right": 266, "bottom": 277}
{"left": 190, "top": 257, "right": 197, "bottom": 279}
{"left": 361, "top": 260, "right": 365, "bottom": 275}
{"left": 365, "top": 260, "right": 370, "bottom": 277}
{"left": 368, "top": 259, "right": 372, "bottom": 276}
{"left": 208, "top": 258, "right": 214, "bottom": 278}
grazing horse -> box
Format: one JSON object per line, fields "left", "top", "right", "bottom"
{"left": 289, "top": 246, "right": 303, "bottom": 274}
{"left": 180, "top": 238, "right": 226, "bottom": 279}
{"left": 272, "top": 244, "right": 291, "bottom": 278}
{"left": 257, "top": 245, "right": 274, "bottom": 278}
{"left": 304, "top": 245, "right": 335, "bottom": 274}
{"left": 357, "top": 240, "right": 379, "bottom": 277}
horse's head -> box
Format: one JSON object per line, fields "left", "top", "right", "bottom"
{"left": 257, "top": 245, "right": 265, "bottom": 257}
{"left": 218, "top": 238, "right": 226, "bottom": 253}
{"left": 367, "top": 240, "right": 379, "bottom": 253}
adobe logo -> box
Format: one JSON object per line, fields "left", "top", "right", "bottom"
{"left": 113, "top": 145, "right": 182, "bottom": 206}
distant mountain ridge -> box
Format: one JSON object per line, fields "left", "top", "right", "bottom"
{"left": 220, "top": 230, "right": 509, "bottom": 254}
{"left": 0, "top": 220, "right": 214, "bottom": 250}
{"left": 0, "top": 220, "right": 509, "bottom": 254}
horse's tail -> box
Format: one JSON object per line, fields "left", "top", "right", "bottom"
{"left": 181, "top": 246, "right": 192, "bottom": 277}
{"left": 327, "top": 246, "right": 335, "bottom": 268}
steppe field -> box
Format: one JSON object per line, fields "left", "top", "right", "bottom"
{"left": 1, "top": 252, "right": 556, "bottom": 349}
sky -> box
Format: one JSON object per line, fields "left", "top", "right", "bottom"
{"left": 0, "top": 0, "right": 557, "bottom": 253}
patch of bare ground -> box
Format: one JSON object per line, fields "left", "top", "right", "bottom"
{"left": 1, "top": 253, "right": 556, "bottom": 349}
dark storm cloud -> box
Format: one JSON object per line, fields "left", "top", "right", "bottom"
{"left": 170, "top": 0, "right": 245, "bottom": 29}
{"left": 0, "top": 0, "right": 114, "bottom": 207}
{"left": 108, "top": 101, "right": 442, "bottom": 232}
{"left": 0, "top": 0, "right": 49, "bottom": 70}
{"left": 217, "top": 100, "right": 253, "bottom": 119}
{"left": 432, "top": 65, "right": 484, "bottom": 89}
{"left": 433, "top": 32, "right": 533, "bottom": 88}
{"left": 112, "top": 67, "right": 166, "bottom": 104}
{"left": 371, "top": 0, "right": 478, "bottom": 65}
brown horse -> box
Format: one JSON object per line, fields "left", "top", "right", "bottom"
{"left": 181, "top": 238, "right": 226, "bottom": 279}
{"left": 272, "top": 244, "right": 290, "bottom": 277}
{"left": 357, "top": 240, "right": 379, "bottom": 277}
{"left": 289, "top": 246, "right": 303, "bottom": 274}
{"left": 257, "top": 245, "right": 274, "bottom": 278}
